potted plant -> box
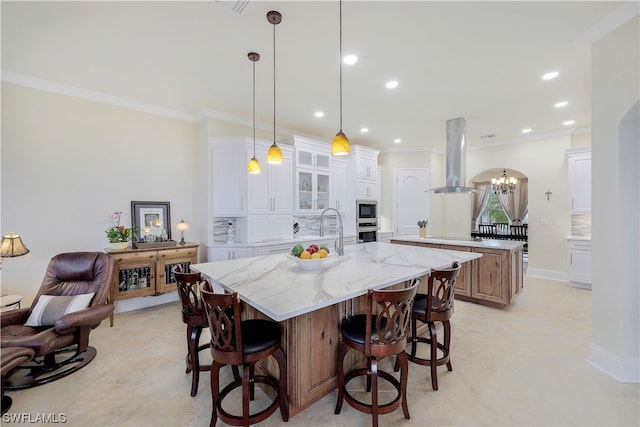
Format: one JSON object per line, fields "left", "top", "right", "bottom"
{"left": 105, "top": 211, "right": 135, "bottom": 251}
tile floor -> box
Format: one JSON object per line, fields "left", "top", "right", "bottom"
{"left": 4, "top": 276, "right": 639, "bottom": 426}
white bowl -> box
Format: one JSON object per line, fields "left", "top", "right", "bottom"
{"left": 287, "top": 253, "right": 328, "bottom": 271}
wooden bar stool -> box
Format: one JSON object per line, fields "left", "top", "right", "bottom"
{"left": 200, "top": 281, "right": 288, "bottom": 427}
{"left": 335, "top": 283, "right": 418, "bottom": 427}
{"left": 402, "top": 261, "right": 461, "bottom": 390}
{"left": 174, "top": 268, "right": 211, "bottom": 397}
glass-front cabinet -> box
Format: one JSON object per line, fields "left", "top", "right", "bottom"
{"left": 297, "top": 169, "right": 330, "bottom": 213}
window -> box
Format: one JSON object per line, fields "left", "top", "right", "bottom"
{"left": 479, "top": 193, "right": 509, "bottom": 225}
{"left": 478, "top": 192, "right": 528, "bottom": 227}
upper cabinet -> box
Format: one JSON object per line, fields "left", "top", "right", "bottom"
{"left": 567, "top": 148, "right": 591, "bottom": 214}
{"left": 331, "top": 158, "right": 347, "bottom": 213}
{"left": 212, "top": 138, "right": 248, "bottom": 217}
{"left": 285, "top": 136, "right": 334, "bottom": 214}
{"left": 247, "top": 142, "right": 293, "bottom": 215}
{"left": 349, "top": 145, "right": 380, "bottom": 202}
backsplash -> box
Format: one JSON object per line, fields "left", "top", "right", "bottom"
{"left": 294, "top": 215, "right": 337, "bottom": 237}
{"left": 571, "top": 214, "right": 591, "bottom": 236}
{"left": 213, "top": 218, "right": 237, "bottom": 243}
{"left": 213, "top": 216, "right": 337, "bottom": 243}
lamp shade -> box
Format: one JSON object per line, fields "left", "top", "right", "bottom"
{"left": 0, "top": 232, "right": 30, "bottom": 258}
{"left": 332, "top": 131, "right": 350, "bottom": 155}
{"left": 267, "top": 143, "right": 283, "bottom": 164}
{"left": 176, "top": 220, "right": 190, "bottom": 232}
{"left": 248, "top": 157, "right": 261, "bottom": 174}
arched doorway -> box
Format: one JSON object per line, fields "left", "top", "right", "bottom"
{"left": 469, "top": 168, "right": 529, "bottom": 255}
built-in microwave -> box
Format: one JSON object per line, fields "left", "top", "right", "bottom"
{"left": 356, "top": 199, "right": 377, "bottom": 224}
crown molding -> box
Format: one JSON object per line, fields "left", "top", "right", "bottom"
{"left": 467, "top": 128, "right": 578, "bottom": 151}
{"left": 2, "top": 70, "right": 201, "bottom": 122}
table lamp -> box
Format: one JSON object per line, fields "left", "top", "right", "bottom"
{"left": 0, "top": 232, "right": 30, "bottom": 269}
{"left": 176, "top": 220, "right": 189, "bottom": 245}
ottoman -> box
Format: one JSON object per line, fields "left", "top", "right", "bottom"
{"left": 1, "top": 347, "right": 35, "bottom": 415}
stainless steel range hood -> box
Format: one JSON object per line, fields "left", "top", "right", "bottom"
{"left": 426, "top": 117, "right": 477, "bottom": 194}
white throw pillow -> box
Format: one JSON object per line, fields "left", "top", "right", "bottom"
{"left": 25, "top": 293, "right": 95, "bottom": 327}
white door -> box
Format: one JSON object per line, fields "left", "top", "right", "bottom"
{"left": 394, "top": 168, "right": 429, "bottom": 236}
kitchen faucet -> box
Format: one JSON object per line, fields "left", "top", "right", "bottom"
{"left": 319, "top": 208, "right": 344, "bottom": 255}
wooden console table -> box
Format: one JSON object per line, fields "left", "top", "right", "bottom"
{"left": 106, "top": 243, "right": 198, "bottom": 326}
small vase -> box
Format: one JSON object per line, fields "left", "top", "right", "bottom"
{"left": 108, "top": 241, "right": 129, "bottom": 251}
{"left": 419, "top": 228, "right": 427, "bottom": 238}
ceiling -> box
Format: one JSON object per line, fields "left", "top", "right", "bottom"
{"left": 2, "top": 1, "right": 634, "bottom": 152}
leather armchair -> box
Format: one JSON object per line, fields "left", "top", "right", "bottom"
{"left": 1, "top": 252, "right": 114, "bottom": 389}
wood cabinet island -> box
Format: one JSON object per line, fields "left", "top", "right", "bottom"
{"left": 390, "top": 236, "right": 525, "bottom": 308}
{"left": 191, "top": 242, "right": 480, "bottom": 416}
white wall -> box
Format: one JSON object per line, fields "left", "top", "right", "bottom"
{"left": 1, "top": 83, "right": 199, "bottom": 305}
{"left": 589, "top": 15, "right": 639, "bottom": 382}
{"left": 468, "top": 135, "right": 572, "bottom": 276}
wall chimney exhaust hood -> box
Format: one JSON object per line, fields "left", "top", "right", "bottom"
{"left": 426, "top": 117, "right": 477, "bottom": 194}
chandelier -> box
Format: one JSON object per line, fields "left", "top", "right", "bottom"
{"left": 491, "top": 169, "right": 518, "bottom": 194}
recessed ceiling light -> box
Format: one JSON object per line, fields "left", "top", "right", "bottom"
{"left": 393, "top": 138, "right": 402, "bottom": 144}
{"left": 314, "top": 111, "right": 324, "bottom": 118}
{"left": 360, "top": 127, "right": 369, "bottom": 133}
{"left": 542, "top": 71, "right": 559, "bottom": 80}
{"left": 385, "top": 80, "right": 399, "bottom": 89}
{"left": 343, "top": 54, "right": 358, "bottom": 65}
{"left": 521, "top": 128, "right": 532, "bottom": 134}
{"left": 554, "top": 101, "right": 569, "bottom": 108}
{"left": 563, "top": 120, "right": 575, "bottom": 126}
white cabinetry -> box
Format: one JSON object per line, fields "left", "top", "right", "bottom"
{"left": 351, "top": 145, "right": 380, "bottom": 201}
{"left": 209, "top": 246, "right": 253, "bottom": 261}
{"left": 247, "top": 142, "right": 293, "bottom": 215}
{"left": 331, "top": 158, "right": 347, "bottom": 212}
{"left": 568, "top": 239, "right": 592, "bottom": 289}
{"left": 212, "top": 139, "right": 248, "bottom": 217}
{"left": 567, "top": 148, "right": 591, "bottom": 214}
{"left": 285, "top": 136, "right": 333, "bottom": 214}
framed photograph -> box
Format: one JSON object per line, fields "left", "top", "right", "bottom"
{"left": 131, "top": 201, "right": 171, "bottom": 242}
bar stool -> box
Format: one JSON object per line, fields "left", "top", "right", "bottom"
{"left": 403, "top": 261, "right": 461, "bottom": 390}
{"left": 174, "top": 268, "right": 211, "bottom": 397}
{"left": 334, "top": 283, "right": 418, "bottom": 427}
{"left": 200, "top": 281, "right": 288, "bottom": 427}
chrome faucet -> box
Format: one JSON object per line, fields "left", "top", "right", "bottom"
{"left": 319, "top": 208, "right": 344, "bottom": 255}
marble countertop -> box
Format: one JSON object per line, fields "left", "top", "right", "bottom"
{"left": 192, "top": 242, "right": 481, "bottom": 322}
{"left": 391, "top": 235, "right": 526, "bottom": 250}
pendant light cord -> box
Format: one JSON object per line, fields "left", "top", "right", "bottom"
{"left": 253, "top": 58, "right": 256, "bottom": 154}
{"left": 339, "top": 0, "right": 343, "bottom": 132}
{"left": 273, "top": 21, "right": 276, "bottom": 144}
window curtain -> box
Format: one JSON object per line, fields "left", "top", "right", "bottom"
{"left": 472, "top": 181, "right": 492, "bottom": 230}
{"left": 496, "top": 178, "right": 528, "bottom": 224}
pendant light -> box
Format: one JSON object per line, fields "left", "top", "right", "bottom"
{"left": 247, "top": 52, "right": 261, "bottom": 174}
{"left": 332, "top": 0, "right": 350, "bottom": 156}
{"left": 266, "top": 10, "right": 283, "bottom": 164}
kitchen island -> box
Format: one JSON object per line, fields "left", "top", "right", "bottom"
{"left": 390, "top": 236, "right": 525, "bottom": 308}
{"left": 191, "top": 242, "right": 480, "bottom": 416}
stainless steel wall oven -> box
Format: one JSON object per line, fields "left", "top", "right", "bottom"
{"left": 356, "top": 200, "right": 378, "bottom": 243}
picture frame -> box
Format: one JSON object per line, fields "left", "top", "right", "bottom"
{"left": 131, "top": 201, "right": 171, "bottom": 242}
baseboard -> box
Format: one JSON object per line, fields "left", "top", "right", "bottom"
{"left": 114, "top": 291, "right": 179, "bottom": 314}
{"left": 587, "top": 342, "right": 640, "bottom": 383}
{"left": 526, "top": 267, "right": 567, "bottom": 282}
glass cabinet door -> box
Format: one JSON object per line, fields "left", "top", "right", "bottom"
{"left": 298, "top": 170, "right": 313, "bottom": 211}
{"left": 297, "top": 150, "right": 313, "bottom": 167}
{"left": 316, "top": 173, "right": 330, "bottom": 211}
{"left": 315, "top": 153, "right": 330, "bottom": 169}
